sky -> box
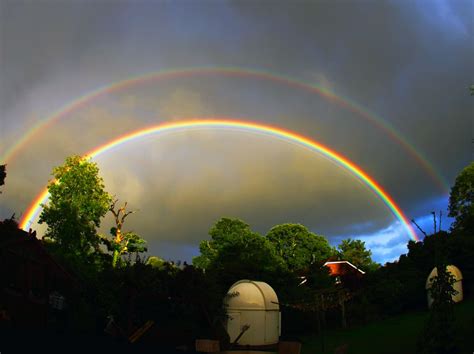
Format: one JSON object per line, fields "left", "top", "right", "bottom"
{"left": 0, "top": 0, "right": 472, "bottom": 264}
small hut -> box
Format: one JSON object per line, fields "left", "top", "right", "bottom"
{"left": 425, "top": 265, "right": 463, "bottom": 307}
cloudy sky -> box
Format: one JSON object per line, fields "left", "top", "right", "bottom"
{"left": 1, "top": 0, "right": 472, "bottom": 264}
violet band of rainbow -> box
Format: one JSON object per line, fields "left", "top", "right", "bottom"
{"left": 19, "top": 119, "right": 419, "bottom": 241}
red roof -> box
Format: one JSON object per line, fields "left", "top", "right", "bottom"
{"left": 323, "top": 261, "right": 365, "bottom": 276}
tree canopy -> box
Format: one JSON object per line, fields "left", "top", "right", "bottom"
{"left": 146, "top": 256, "right": 166, "bottom": 269}
{"left": 337, "top": 238, "right": 378, "bottom": 272}
{"left": 266, "top": 223, "right": 334, "bottom": 272}
{"left": 193, "top": 217, "right": 283, "bottom": 277}
{"left": 39, "top": 155, "right": 112, "bottom": 264}
{"left": 448, "top": 162, "right": 474, "bottom": 233}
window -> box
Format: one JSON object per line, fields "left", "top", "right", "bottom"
{"left": 49, "top": 291, "right": 66, "bottom": 310}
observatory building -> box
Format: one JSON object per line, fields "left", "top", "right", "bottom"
{"left": 425, "top": 265, "right": 463, "bottom": 307}
{"left": 225, "top": 280, "right": 280, "bottom": 346}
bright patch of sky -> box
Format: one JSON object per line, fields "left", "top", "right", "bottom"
{"left": 415, "top": 0, "right": 470, "bottom": 37}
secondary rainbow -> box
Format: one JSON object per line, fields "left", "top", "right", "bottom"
{"left": 2, "top": 67, "right": 448, "bottom": 194}
{"left": 19, "top": 119, "right": 419, "bottom": 241}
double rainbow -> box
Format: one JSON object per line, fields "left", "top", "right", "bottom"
{"left": 2, "top": 67, "right": 448, "bottom": 194}
{"left": 19, "top": 119, "right": 419, "bottom": 241}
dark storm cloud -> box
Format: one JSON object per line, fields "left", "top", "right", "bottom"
{"left": 0, "top": 1, "right": 130, "bottom": 109}
{"left": 226, "top": 0, "right": 473, "bottom": 182}
{"left": 1, "top": 0, "right": 472, "bottom": 263}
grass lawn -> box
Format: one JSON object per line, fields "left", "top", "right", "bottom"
{"left": 301, "top": 298, "right": 474, "bottom": 354}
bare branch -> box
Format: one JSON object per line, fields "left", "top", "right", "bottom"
{"left": 120, "top": 210, "right": 135, "bottom": 224}
{"left": 109, "top": 199, "right": 119, "bottom": 216}
{"left": 110, "top": 199, "right": 137, "bottom": 229}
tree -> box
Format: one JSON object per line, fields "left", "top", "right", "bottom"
{"left": 0, "top": 164, "right": 5, "bottom": 193}
{"left": 266, "top": 223, "right": 334, "bottom": 273}
{"left": 39, "top": 155, "right": 112, "bottom": 266}
{"left": 100, "top": 199, "right": 147, "bottom": 267}
{"left": 337, "top": 238, "right": 379, "bottom": 272}
{"left": 448, "top": 162, "right": 474, "bottom": 233}
{"left": 193, "top": 217, "right": 256, "bottom": 269}
{"left": 193, "top": 217, "right": 284, "bottom": 279}
{"left": 146, "top": 256, "right": 166, "bottom": 269}
{"left": 418, "top": 261, "right": 458, "bottom": 353}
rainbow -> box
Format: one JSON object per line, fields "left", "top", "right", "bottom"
{"left": 19, "top": 119, "right": 419, "bottom": 241}
{"left": 1, "top": 67, "right": 448, "bottom": 194}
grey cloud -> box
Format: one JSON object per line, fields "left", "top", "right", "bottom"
{"left": 1, "top": 0, "right": 472, "bottom": 264}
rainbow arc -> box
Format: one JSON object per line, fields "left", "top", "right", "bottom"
{"left": 19, "top": 119, "right": 419, "bottom": 241}
{"left": 2, "top": 67, "right": 448, "bottom": 194}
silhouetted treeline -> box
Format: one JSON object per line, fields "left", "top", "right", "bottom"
{"left": 346, "top": 230, "right": 473, "bottom": 326}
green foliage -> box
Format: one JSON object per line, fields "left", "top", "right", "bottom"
{"left": 337, "top": 238, "right": 379, "bottom": 272}
{"left": 418, "top": 264, "right": 459, "bottom": 354}
{"left": 266, "top": 223, "right": 334, "bottom": 272}
{"left": 193, "top": 217, "right": 280, "bottom": 271}
{"left": 427, "top": 267, "right": 458, "bottom": 307}
{"left": 448, "top": 162, "right": 474, "bottom": 233}
{"left": 212, "top": 232, "right": 283, "bottom": 281}
{"left": 39, "top": 155, "right": 112, "bottom": 267}
{"left": 101, "top": 228, "right": 147, "bottom": 267}
{"left": 124, "top": 231, "right": 147, "bottom": 253}
{"left": 100, "top": 200, "right": 148, "bottom": 267}
{"left": 448, "top": 232, "right": 474, "bottom": 296}
{"left": 146, "top": 256, "right": 166, "bottom": 269}
{"left": 193, "top": 217, "right": 250, "bottom": 269}
{"left": 193, "top": 218, "right": 288, "bottom": 294}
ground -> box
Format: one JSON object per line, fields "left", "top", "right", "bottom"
{"left": 301, "top": 299, "right": 474, "bottom": 354}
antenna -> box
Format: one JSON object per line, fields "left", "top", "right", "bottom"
{"left": 432, "top": 211, "right": 437, "bottom": 234}
{"left": 439, "top": 210, "right": 442, "bottom": 232}
{"left": 411, "top": 219, "right": 427, "bottom": 238}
